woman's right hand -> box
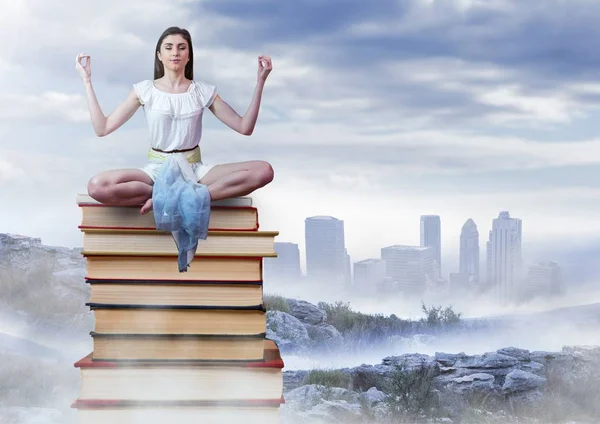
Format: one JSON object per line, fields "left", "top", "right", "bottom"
{"left": 76, "top": 53, "right": 91, "bottom": 82}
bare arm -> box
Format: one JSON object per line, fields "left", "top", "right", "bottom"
{"left": 208, "top": 55, "right": 273, "bottom": 136}
{"left": 76, "top": 53, "right": 140, "bottom": 137}
{"left": 82, "top": 80, "right": 141, "bottom": 137}
{"left": 208, "top": 80, "right": 265, "bottom": 136}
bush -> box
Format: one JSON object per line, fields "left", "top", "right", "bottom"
{"left": 385, "top": 361, "right": 439, "bottom": 422}
{"left": 420, "top": 302, "right": 462, "bottom": 327}
{"left": 263, "top": 294, "right": 290, "bottom": 313}
{"left": 301, "top": 369, "right": 352, "bottom": 390}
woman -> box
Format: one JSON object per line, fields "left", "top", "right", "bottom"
{"left": 75, "top": 26, "right": 274, "bottom": 215}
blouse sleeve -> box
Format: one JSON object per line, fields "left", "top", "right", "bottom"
{"left": 195, "top": 80, "right": 217, "bottom": 108}
{"left": 133, "top": 80, "right": 153, "bottom": 105}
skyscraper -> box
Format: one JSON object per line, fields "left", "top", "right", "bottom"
{"left": 381, "top": 245, "right": 435, "bottom": 294}
{"left": 459, "top": 218, "right": 479, "bottom": 286}
{"left": 353, "top": 259, "right": 386, "bottom": 294}
{"left": 486, "top": 211, "right": 522, "bottom": 303}
{"left": 305, "top": 216, "right": 347, "bottom": 285}
{"left": 264, "top": 242, "right": 302, "bottom": 282}
{"left": 420, "top": 215, "right": 441, "bottom": 277}
{"left": 527, "top": 261, "right": 562, "bottom": 297}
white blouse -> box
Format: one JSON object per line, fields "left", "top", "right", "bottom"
{"left": 133, "top": 79, "right": 217, "bottom": 152}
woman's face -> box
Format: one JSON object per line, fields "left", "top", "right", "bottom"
{"left": 157, "top": 34, "right": 190, "bottom": 74}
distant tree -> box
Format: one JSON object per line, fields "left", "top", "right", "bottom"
{"left": 420, "top": 302, "right": 462, "bottom": 327}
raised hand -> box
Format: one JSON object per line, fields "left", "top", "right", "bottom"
{"left": 76, "top": 53, "right": 92, "bottom": 82}
{"left": 257, "top": 55, "right": 272, "bottom": 82}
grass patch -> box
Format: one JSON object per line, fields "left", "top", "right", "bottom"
{"left": 301, "top": 369, "right": 352, "bottom": 390}
{"left": 263, "top": 294, "right": 291, "bottom": 313}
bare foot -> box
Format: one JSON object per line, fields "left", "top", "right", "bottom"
{"left": 140, "top": 198, "right": 153, "bottom": 215}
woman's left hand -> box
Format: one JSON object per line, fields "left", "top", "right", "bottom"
{"left": 257, "top": 55, "right": 273, "bottom": 82}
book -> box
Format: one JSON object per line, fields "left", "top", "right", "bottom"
{"left": 76, "top": 193, "right": 253, "bottom": 207}
{"left": 73, "top": 404, "right": 281, "bottom": 424}
{"left": 78, "top": 204, "right": 259, "bottom": 231}
{"left": 88, "top": 304, "right": 266, "bottom": 335}
{"left": 84, "top": 256, "right": 263, "bottom": 282}
{"left": 86, "top": 280, "right": 263, "bottom": 307}
{"left": 81, "top": 229, "right": 278, "bottom": 257}
{"left": 90, "top": 332, "right": 266, "bottom": 361}
{"left": 74, "top": 340, "right": 283, "bottom": 402}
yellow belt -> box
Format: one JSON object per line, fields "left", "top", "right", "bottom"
{"left": 148, "top": 146, "right": 201, "bottom": 164}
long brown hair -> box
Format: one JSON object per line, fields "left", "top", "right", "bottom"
{"left": 154, "top": 27, "right": 194, "bottom": 80}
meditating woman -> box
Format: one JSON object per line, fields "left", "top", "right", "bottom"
{"left": 75, "top": 26, "right": 274, "bottom": 215}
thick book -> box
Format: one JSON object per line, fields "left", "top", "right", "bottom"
{"left": 74, "top": 341, "right": 282, "bottom": 402}
{"left": 88, "top": 304, "right": 266, "bottom": 335}
{"left": 76, "top": 193, "right": 253, "bottom": 207}
{"left": 72, "top": 340, "right": 284, "bottom": 422}
{"left": 90, "top": 332, "right": 266, "bottom": 361}
{"left": 81, "top": 229, "right": 278, "bottom": 257}
{"left": 84, "top": 256, "right": 263, "bottom": 282}
{"left": 78, "top": 203, "right": 259, "bottom": 232}
{"left": 86, "top": 279, "right": 264, "bottom": 307}
{"left": 73, "top": 404, "right": 282, "bottom": 424}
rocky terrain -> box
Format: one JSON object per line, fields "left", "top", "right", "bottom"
{"left": 1, "top": 233, "right": 599, "bottom": 423}
{"left": 268, "top": 298, "right": 600, "bottom": 423}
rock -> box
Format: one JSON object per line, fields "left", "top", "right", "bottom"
{"left": 502, "top": 369, "right": 546, "bottom": 394}
{"left": 361, "top": 386, "right": 387, "bottom": 406}
{"left": 266, "top": 311, "right": 310, "bottom": 354}
{"left": 348, "top": 364, "right": 393, "bottom": 392}
{"left": 562, "top": 345, "right": 600, "bottom": 360}
{"left": 454, "top": 352, "right": 520, "bottom": 369}
{"left": 303, "top": 399, "right": 363, "bottom": 423}
{"left": 530, "top": 350, "right": 571, "bottom": 365}
{"left": 497, "top": 346, "right": 531, "bottom": 361}
{"left": 286, "top": 299, "right": 327, "bottom": 325}
{"left": 304, "top": 323, "right": 344, "bottom": 347}
{"left": 382, "top": 353, "right": 439, "bottom": 374}
{"left": 446, "top": 372, "right": 495, "bottom": 394}
{"left": 283, "top": 384, "right": 360, "bottom": 411}
{"left": 435, "top": 351, "right": 468, "bottom": 367}
{"left": 521, "top": 361, "right": 545, "bottom": 375}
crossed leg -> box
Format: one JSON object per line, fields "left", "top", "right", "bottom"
{"left": 87, "top": 169, "right": 153, "bottom": 207}
{"left": 87, "top": 161, "right": 274, "bottom": 214}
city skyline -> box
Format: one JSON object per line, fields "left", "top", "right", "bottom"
{"left": 274, "top": 210, "right": 529, "bottom": 277}
{"left": 268, "top": 208, "right": 567, "bottom": 300}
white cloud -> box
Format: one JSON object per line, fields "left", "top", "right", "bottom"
{"left": 0, "top": 159, "right": 26, "bottom": 183}
{"left": 0, "top": 92, "right": 89, "bottom": 123}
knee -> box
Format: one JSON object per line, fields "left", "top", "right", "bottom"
{"left": 255, "top": 161, "right": 274, "bottom": 187}
{"left": 87, "top": 175, "right": 111, "bottom": 201}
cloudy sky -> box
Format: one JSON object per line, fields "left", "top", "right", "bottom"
{"left": 2, "top": 0, "right": 600, "bottom": 278}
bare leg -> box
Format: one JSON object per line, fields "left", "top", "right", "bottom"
{"left": 129, "top": 160, "right": 274, "bottom": 213}
{"left": 200, "top": 160, "right": 274, "bottom": 201}
{"left": 87, "top": 169, "right": 154, "bottom": 213}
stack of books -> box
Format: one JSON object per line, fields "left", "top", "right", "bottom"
{"left": 71, "top": 194, "right": 284, "bottom": 423}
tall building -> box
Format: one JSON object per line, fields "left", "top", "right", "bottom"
{"left": 305, "top": 216, "right": 347, "bottom": 286}
{"left": 459, "top": 218, "right": 480, "bottom": 286}
{"left": 381, "top": 245, "right": 435, "bottom": 294}
{"left": 420, "top": 215, "right": 441, "bottom": 278}
{"left": 353, "top": 258, "right": 386, "bottom": 294}
{"left": 344, "top": 248, "right": 352, "bottom": 287}
{"left": 264, "top": 242, "right": 302, "bottom": 282}
{"left": 527, "top": 261, "right": 562, "bottom": 297}
{"left": 486, "top": 211, "right": 522, "bottom": 303}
